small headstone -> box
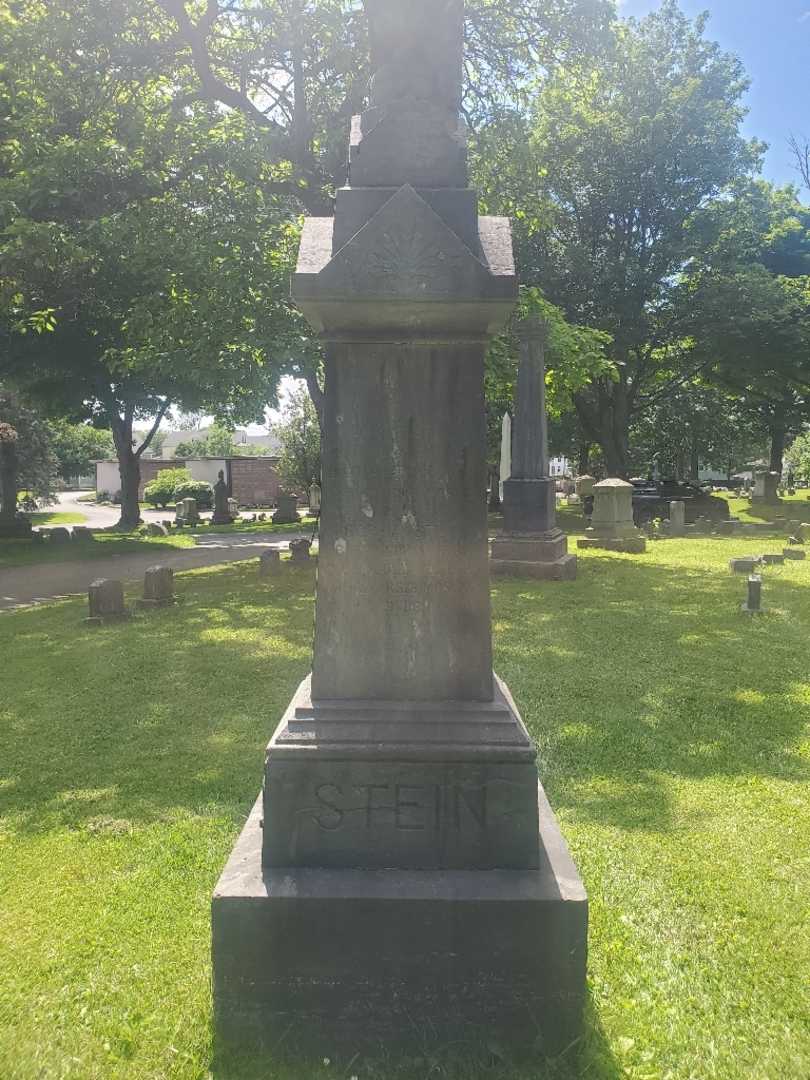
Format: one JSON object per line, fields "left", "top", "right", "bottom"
{"left": 761, "top": 553, "right": 785, "bottom": 565}
{"left": 138, "top": 565, "right": 176, "bottom": 608}
{"left": 783, "top": 547, "right": 806, "bottom": 561}
{"left": 574, "top": 474, "right": 595, "bottom": 500}
{"left": 751, "top": 470, "right": 780, "bottom": 505}
{"left": 71, "top": 526, "right": 95, "bottom": 542}
{"left": 273, "top": 493, "right": 300, "bottom": 525}
{"left": 258, "top": 513, "right": 267, "bottom": 522}
{"left": 147, "top": 522, "right": 169, "bottom": 537}
{"left": 48, "top": 527, "right": 71, "bottom": 544}
{"left": 742, "top": 574, "right": 763, "bottom": 615}
{"left": 86, "top": 579, "right": 128, "bottom": 624}
{"left": 309, "top": 481, "right": 322, "bottom": 515}
{"left": 729, "top": 556, "right": 762, "bottom": 574}
{"left": 669, "top": 500, "right": 686, "bottom": 537}
{"left": 182, "top": 497, "right": 199, "bottom": 525}
{"left": 288, "top": 538, "right": 311, "bottom": 564}
{"left": 228, "top": 498, "right": 240, "bottom": 519}
{"left": 259, "top": 549, "right": 282, "bottom": 577}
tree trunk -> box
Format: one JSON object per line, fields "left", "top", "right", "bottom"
{"left": 769, "top": 423, "right": 786, "bottom": 476}
{"left": 305, "top": 366, "right": 325, "bottom": 433}
{"left": 574, "top": 379, "right": 631, "bottom": 479}
{"left": 0, "top": 438, "right": 19, "bottom": 522}
{"left": 109, "top": 407, "right": 142, "bottom": 531}
{"left": 690, "top": 438, "right": 700, "bottom": 484}
{"left": 116, "top": 444, "right": 142, "bottom": 530}
{"left": 577, "top": 443, "right": 591, "bottom": 475}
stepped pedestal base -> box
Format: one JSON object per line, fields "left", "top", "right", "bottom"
{"left": 491, "top": 531, "right": 577, "bottom": 580}
{"left": 212, "top": 785, "right": 588, "bottom": 1058}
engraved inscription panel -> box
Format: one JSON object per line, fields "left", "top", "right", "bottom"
{"left": 262, "top": 761, "right": 540, "bottom": 871}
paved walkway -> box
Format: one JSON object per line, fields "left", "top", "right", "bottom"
{"left": 51, "top": 490, "right": 228, "bottom": 529}
{"left": 0, "top": 531, "right": 312, "bottom": 612}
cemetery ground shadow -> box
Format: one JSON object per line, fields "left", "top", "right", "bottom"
{"left": 492, "top": 551, "right": 810, "bottom": 835}
{"left": 210, "top": 988, "right": 622, "bottom": 1080}
{"left": 0, "top": 564, "right": 317, "bottom": 835}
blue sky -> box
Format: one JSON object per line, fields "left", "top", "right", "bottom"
{"left": 619, "top": 0, "right": 809, "bottom": 188}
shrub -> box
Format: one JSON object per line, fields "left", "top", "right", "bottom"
{"left": 144, "top": 468, "right": 191, "bottom": 509}
{"left": 173, "top": 478, "right": 213, "bottom": 509}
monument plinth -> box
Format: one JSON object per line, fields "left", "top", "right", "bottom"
{"left": 491, "top": 318, "right": 577, "bottom": 580}
{"left": 212, "top": 0, "right": 587, "bottom": 1058}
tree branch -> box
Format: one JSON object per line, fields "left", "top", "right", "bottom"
{"left": 135, "top": 399, "right": 172, "bottom": 458}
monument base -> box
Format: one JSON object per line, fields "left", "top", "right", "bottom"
{"left": 212, "top": 786, "right": 587, "bottom": 1060}
{"left": 491, "top": 555, "right": 578, "bottom": 581}
{"left": 577, "top": 535, "right": 646, "bottom": 554}
{"left": 491, "top": 531, "right": 577, "bottom": 580}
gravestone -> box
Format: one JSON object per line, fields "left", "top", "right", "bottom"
{"left": 86, "top": 579, "right": 128, "bottom": 624}
{"left": 575, "top": 474, "right": 596, "bottom": 501}
{"left": 211, "top": 470, "right": 234, "bottom": 525}
{"left": 498, "top": 412, "right": 512, "bottom": 502}
{"left": 309, "top": 481, "right": 322, "bottom": 515}
{"left": 272, "top": 493, "right": 300, "bottom": 525}
{"left": 138, "top": 565, "right": 176, "bottom": 608}
{"left": 288, "top": 538, "right": 311, "bottom": 564}
{"left": 783, "top": 547, "right": 806, "bottom": 561}
{"left": 175, "top": 498, "right": 199, "bottom": 526}
{"left": 752, "top": 470, "right": 780, "bottom": 505}
{"left": 48, "top": 527, "right": 71, "bottom": 544}
{"left": 147, "top": 522, "right": 169, "bottom": 537}
{"left": 227, "top": 498, "right": 240, "bottom": 520}
{"left": 71, "top": 526, "right": 95, "bottom": 542}
{"left": 761, "top": 552, "right": 785, "bottom": 565}
{"left": 730, "top": 556, "right": 762, "bottom": 574}
{"left": 669, "top": 500, "right": 686, "bottom": 537}
{"left": 742, "top": 574, "right": 763, "bottom": 615}
{"left": 490, "top": 318, "right": 576, "bottom": 580}
{"left": 577, "top": 479, "right": 646, "bottom": 553}
{"left": 212, "top": 0, "right": 587, "bottom": 1059}
{"left": 259, "top": 549, "right": 281, "bottom": 577}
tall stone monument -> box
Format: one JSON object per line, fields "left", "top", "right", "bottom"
{"left": 211, "top": 469, "right": 234, "bottom": 525}
{"left": 491, "top": 317, "right": 577, "bottom": 580}
{"left": 212, "top": 0, "right": 587, "bottom": 1058}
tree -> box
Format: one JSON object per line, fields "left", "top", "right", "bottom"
{"left": 273, "top": 385, "right": 321, "bottom": 495}
{"left": 629, "top": 381, "right": 765, "bottom": 482}
{"left": 784, "top": 430, "right": 810, "bottom": 483}
{"left": 484, "top": 287, "right": 612, "bottom": 478}
{"left": 476, "top": 1, "right": 759, "bottom": 475}
{"left": 153, "top": 0, "right": 613, "bottom": 217}
{"left": 0, "top": 0, "right": 303, "bottom": 528}
{"left": 0, "top": 387, "right": 57, "bottom": 522}
{"left": 681, "top": 182, "right": 810, "bottom": 474}
{"left": 47, "top": 421, "right": 115, "bottom": 483}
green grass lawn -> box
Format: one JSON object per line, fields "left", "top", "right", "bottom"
{"left": 715, "top": 489, "right": 810, "bottom": 524}
{"left": 1, "top": 539, "right": 808, "bottom": 1079}
{"left": 28, "top": 510, "right": 89, "bottom": 526}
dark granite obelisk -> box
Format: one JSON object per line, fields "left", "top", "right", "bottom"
{"left": 491, "top": 317, "right": 577, "bottom": 579}
{"left": 212, "top": 0, "right": 586, "bottom": 1057}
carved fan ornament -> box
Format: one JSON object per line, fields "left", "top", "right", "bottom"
{"left": 347, "top": 221, "right": 470, "bottom": 297}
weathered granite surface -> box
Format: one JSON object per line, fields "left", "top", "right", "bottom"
{"left": 213, "top": 0, "right": 586, "bottom": 1056}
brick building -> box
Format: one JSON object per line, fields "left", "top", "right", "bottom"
{"left": 95, "top": 457, "right": 283, "bottom": 508}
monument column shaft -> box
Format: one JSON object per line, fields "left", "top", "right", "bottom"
{"left": 313, "top": 341, "right": 493, "bottom": 703}
{"left": 512, "top": 331, "right": 549, "bottom": 480}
